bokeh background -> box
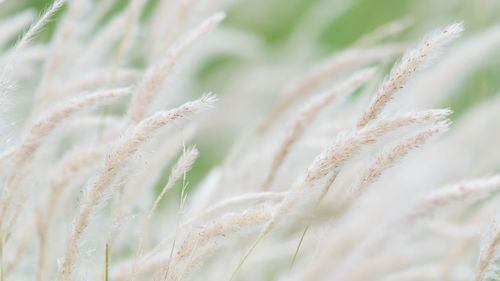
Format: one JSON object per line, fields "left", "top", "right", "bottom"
{"left": 1, "top": 0, "right": 499, "bottom": 188}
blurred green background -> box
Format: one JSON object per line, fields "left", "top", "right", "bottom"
{"left": 2, "top": 0, "right": 499, "bottom": 117}
{"left": 1, "top": 0, "right": 499, "bottom": 190}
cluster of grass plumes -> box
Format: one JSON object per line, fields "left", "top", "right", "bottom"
{"left": 0, "top": 0, "right": 499, "bottom": 281}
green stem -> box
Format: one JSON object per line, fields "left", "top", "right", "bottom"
{"left": 229, "top": 235, "right": 263, "bottom": 281}
{"left": 291, "top": 226, "right": 308, "bottom": 268}
{"left": 105, "top": 243, "right": 109, "bottom": 281}
{"left": 1, "top": 237, "right": 4, "bottom": 281}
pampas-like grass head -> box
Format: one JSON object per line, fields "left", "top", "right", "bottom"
{"left": 0, "top": 1, "right": 499, "bottom": 281}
